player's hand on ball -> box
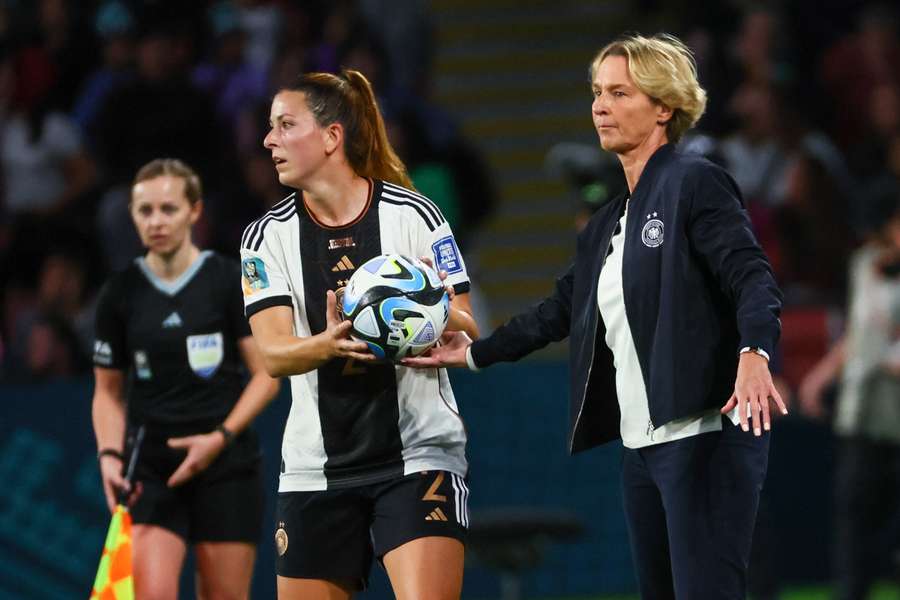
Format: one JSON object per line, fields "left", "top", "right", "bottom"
{"left": 324, "top": 289, "right": 376, "bottom": 361}
{"left": 419, "top": 256, "right": 454, "bottom": 300}
{"left": 402, "top": 330, "right": 471, "bottom": 368}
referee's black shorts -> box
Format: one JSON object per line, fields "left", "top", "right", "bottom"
{"left": 127, "top": 425, "right": 264, "bottom": 544}
{"left": 275, "top": 470, "right": 470, "bottom": 590}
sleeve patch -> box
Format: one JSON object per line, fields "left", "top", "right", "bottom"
{"left": 432, "top": 236, "right": 463, "bottom": 275}
{"left": 93, "top": 340, "right": 113, "bottom": 365}
{"left": 242, "top": 257, "right": 270, "bottom": 295}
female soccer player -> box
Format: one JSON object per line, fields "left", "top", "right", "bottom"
{"left": 92, "top": 158, "right": 280, "bottom": 599}
{"left": 241, "top": 69, "right": 479, "bottom": 599}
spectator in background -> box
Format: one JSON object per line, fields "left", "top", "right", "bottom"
{"left": 774, "top": 150, "right": 853, "bottom": 303}
{"left": 1, "top": 50, "right": 96, "bottom": 222}
{"left": 192, "top": 1, "right": 269, "bottom": 139}
{"left": 820, "top": 3, "right": 900, "bottom": 148}
{"left": 91, "top": 18, "right": 219, "bottom": 187}
{"left": 4, "top": 248, "right": 95, "bottom": 380}
{"left": 24, "top": 314, "right": 87, "bottom": 380}
{"left": 72, "top": 1, "right": 136, "bottom": 139}
{"left": 800, "top": 185, "right": 900, "bottom": 600}
{"left": 848, "top": 83, "right": 900, "bottom": 182}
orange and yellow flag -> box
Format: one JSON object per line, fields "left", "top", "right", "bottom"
{"left": 89, "top": 505, "right": 134, "bottom": 600}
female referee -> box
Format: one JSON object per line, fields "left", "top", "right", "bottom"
{"left": 241, "top": 69, "right": 479, "bottom": 599}
{"left": 91, "top": 158, "right": 280, "bottom": 599}
{"left": 407, "top": 34, "right": 786, "bottom": 599}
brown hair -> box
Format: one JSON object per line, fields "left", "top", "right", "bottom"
{"left": 591, "top": 33, "right": 707, "bottom": 144}
{"left": 285, "top": 69, "right": 414, "bottom": 189}
{"left": 132, "top": 158, "right": 203, "bottom": 205}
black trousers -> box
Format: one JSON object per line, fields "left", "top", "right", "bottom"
{"left": 833, "top": 437, "right": 900, "bottom": 600}
{"left": 621, "top": 418, "right": 770, "bottom": 599}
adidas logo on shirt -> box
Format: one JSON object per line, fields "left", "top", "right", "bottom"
{"left": 162, "top": 311, "right": 183, "bottom": 328}
{"left": 331, "top": 256, "right": 355, "bottom": 272}
{"left": 425, "top": 507, "right": 448, "bottom": 522}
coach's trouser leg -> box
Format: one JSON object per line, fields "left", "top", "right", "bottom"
{"left": 642, "top": 419, "right": 770, "bottom": 599}
{"left": 622, "top": 448, "right": 676, "bottom": 600}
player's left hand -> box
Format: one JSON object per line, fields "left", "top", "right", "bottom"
{"left": 166, "top": 432, "right": 227, "bottom": 487}
{"left": 419, "top": 256, "right": 454, "bottom": 300}
{"left": 721, "top": 352, "right": 788, "bottom": 436}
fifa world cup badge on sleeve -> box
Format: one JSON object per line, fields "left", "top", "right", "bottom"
{"left": 432, "top": 236, "right": 463, "bottom": 275}
{"left": 242, "top": 257, "right": 270, "bottom": 295}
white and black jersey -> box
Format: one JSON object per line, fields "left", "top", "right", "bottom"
{"left": 93, "top": 251, "right": 252, "bottom": 431}
{"left": 240, "top": 179, "right": 469, "bottom": 492}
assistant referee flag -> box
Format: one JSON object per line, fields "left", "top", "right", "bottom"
{"left": 89, "top": 505, "right": 133, "bottom": 600}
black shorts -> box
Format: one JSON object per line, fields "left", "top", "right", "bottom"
{"left": 275, "top": 470, "right": 469, "bottom": 590}
{"left": 127, "top": 427, "right": 264, "bottom": 544}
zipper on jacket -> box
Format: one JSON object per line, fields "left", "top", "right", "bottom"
{"left": 646, "top": 419, "right": 655, "bottom": 441}
{"left": 570, "top": 314, "right": 599, "bottom": 453}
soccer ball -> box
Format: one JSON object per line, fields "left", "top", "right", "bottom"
{"left": 340, "top": 254, "right": 450, "bottom": 362}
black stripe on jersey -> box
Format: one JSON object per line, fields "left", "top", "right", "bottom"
{"left": 297, "top": 195, "right": 405, "bottom": 488}
{"left": 382, "top": 183, "right": 446, "bottom": 226}
{"left": 245, "top": 294, "right": 293, "bottom": 319}
{"left": 245, "top": 199, "right": 295, "bottom": 250}
{"left": 381, "top": 197, "right": 437, "bottom": 231}
{"left": 241, "top": 194, "right": 294, "bottom": 248}
{"left": 242, "top": 194, "right": 297, "bottom": 249}
{"left": 251, "top": 209, "right": 297, "bottom": 251}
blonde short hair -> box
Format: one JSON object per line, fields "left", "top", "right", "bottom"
{"left": 591, "top": 33, "right": 707, "bottom": 143}
{"left": 132, "top": 158, "right": 203, "bottom": 205}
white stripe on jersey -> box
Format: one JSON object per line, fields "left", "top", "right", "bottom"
{"left": 382, "top": 182, "right": 446, "bottom": 225}
{"left": 241, "top": 193, "right": 297, "bottom": 250}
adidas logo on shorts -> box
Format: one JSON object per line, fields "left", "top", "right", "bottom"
{"left": 425, "top": 507, "right": 448, "bottom": 522}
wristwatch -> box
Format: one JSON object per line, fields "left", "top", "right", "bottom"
{"left": 740, "top": 346, "right": 770, "bottom": 361}
{"left": 215, "top": 424, "right": 235, "bottom": 446}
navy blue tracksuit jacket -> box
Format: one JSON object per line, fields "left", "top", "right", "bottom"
{"left": 470, "top": 143, "right": 783, "bottom": 453}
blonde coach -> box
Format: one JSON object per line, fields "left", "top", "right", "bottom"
{"left": 407, "top": 33, "right": 785, "bottom": 599}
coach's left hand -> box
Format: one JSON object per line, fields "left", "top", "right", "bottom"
{"left": 721, "top": 353, "right": 788, "bottom": 436}
{"left": 166, "top": 432, "right": 226, "bottom": 487}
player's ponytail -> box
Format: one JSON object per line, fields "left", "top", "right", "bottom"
{"left": 288, "top": 70, "right": 414, "bottom": 189}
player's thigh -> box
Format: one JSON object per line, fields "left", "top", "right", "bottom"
{"left": 372, "top": 471, "right": 469, "bottom": 600}
{"left": 132, "top": 524, "right": 187, "bottom": 600}
{"left": 276, "top": 488, "right": 373, "bottom": 592}
{"left": 383, "top": 536, "right": 464, "bottom": 600}
{"left": 277, "top": 576, "right": 355, "bottom": 600}
{"left": 194, "top": 541, "right": 256, "bottom": 600}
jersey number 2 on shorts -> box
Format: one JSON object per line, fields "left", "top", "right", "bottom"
{"left": 341, "top": 357, "right": 365, "bottom": 376}
{"left": 422, "top": 472, "right": 447, "bottom": 502}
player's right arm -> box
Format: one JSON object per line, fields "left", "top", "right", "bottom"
{"left": 248, "top": 290, "right": 375, "bottom": 377}
{"left": 241, "top": 216, "right": 375, "bottom": 376}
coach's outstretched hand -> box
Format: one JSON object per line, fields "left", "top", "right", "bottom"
{"left": 721, "top": 352, "right": 788, "bottom": 436}
{"left": 402, "top": 330, "right": 472, "bottom": 369}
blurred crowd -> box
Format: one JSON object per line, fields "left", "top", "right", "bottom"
{"left": 0, "top": 0, "right": 495, "bottom": 381}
